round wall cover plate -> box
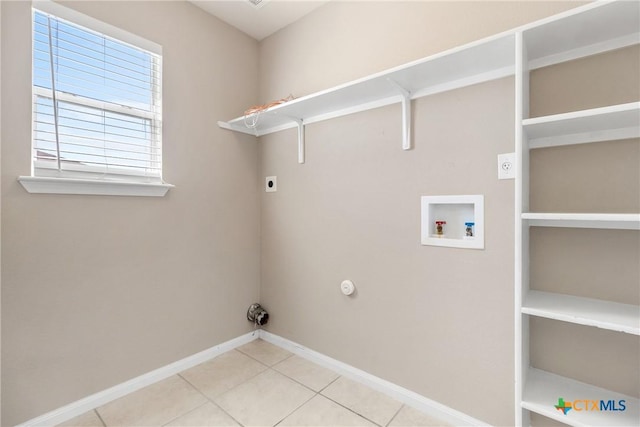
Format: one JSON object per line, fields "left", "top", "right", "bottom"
{"left": 340, "top": 280, "right": 355, "bottom": 296}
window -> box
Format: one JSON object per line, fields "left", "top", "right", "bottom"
{"left": 19, "top": 2, "right": 172, "bottom": 196}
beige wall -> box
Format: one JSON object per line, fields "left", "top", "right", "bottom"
{"left": 260, "top": 80, "right": 517, "bottom": 425}
{"left": 259, "top": 1, "right": 585, "bottom": 102}
{"left": 1, "top": 1, "right": 260, "bottom": 425}
{"left": 257, "top": 2, "right": 585, "bottom": 425}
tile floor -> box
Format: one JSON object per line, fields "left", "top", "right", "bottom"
{"left": 59, "top": 339, "right": 451, "bottom": 427}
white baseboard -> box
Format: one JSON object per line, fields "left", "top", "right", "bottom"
{"left": 20, "top": 329, "right": 489, "bottom": 427}
{"left": 18, "top": 331, "right": 259, "bottom": 427}
{"left": 259, "top": 330, "right": 491, "bottom": 427}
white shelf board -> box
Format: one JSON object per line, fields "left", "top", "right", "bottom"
{"left": 218, "top": 33, "right": 515, "bottom": 136}
{"left": 219, "top": 2, "right": 640, "bottom": 141}
{"left": 522, "top": 213, "right": 640, "bottom": 230}
{"left": 523, "top": 368, "right": 640, "bottom": 427}
{"left": 524, "top": 103, "right": 640, "bottom": 149}
{"left": 523, "top": 0, "right": 640, "bottom": 69}
{"left": 522, "top": 290, "right": 640, "bottom": 335}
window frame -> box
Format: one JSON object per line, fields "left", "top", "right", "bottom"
{"left": 19, "top": 0, "right": 173, "bottom": 197}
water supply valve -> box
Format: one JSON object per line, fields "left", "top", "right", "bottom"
{"left": 465, "top": 222, "right": 475, "bottom": 237}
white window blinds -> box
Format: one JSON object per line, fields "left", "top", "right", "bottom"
{"left": 32, "top": 9, "right": 163, "bottom": 183}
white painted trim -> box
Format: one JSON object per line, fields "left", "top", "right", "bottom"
{"left": 17, "top": 331, "right": 259, "bottom": 427}
{"left": 514, "top": 29, "right": 527, "bottom": 427}
{"left": 258, "top": 330, "right": 491, "bottom": 427}
{"left": 32, "top": 0, "right": 162, "bottom": 55}
{"left": 18, "top": 176, "right": 174, "bottom": 197}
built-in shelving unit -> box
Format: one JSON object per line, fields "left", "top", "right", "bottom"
{"left": 515, "top": 1, "right": 640, "bottom": 426}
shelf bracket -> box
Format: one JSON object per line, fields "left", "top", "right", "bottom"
{"left": 294, "top": 118, "right": 305, "bottom": 164}
{"left": 281, "top": 114, "right": 306, "bottom": 164}
{"left": 387, "top": 79, "right": 412, "bottom": 150}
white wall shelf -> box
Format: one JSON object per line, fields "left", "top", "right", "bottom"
{"left": 218, "top": 1, "right": 638, "bottom": 166}
{"left": 522, "top": 368, "right": 639, "bottom": 427}
{"left": 219, "top": 32, "right": 515, "bottom": 163}
{"left": 521, "top": 213, "right": 640, "bottom": 230}
{"left": 421, "top": 195, "right": 484, "bottom": 249}
{"left": 218, "top": 36, "right": 516, "bottom": 132}
{"left": 524, "top": 102, "right": 640, "bottom": 149}
{"left": 522, "top": 290, "right": 640, "bottom": 335}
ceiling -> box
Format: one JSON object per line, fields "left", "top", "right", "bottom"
{"left": 190, "top": 0, "right": 330, "bottom": 41}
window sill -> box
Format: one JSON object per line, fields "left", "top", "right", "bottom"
{"left": 18, "top": 176, "right": 174, "bottom": 197}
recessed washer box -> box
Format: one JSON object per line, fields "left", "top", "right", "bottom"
{"left": 421, "top": 195, "right": 484, "bottom": 249}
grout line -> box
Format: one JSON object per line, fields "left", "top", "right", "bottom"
{"left": 268, "top": 366, "right": 315, "bottom": 394}
{"left": 323, "top": 398, "right": 383, "bottom": 427}
{"left": 161, "top": 376, "right": 217, "bottom": 426}
{"left": 268, "top": 361, "right": 388, "bottom": 426}
{"left": 235, "top": 341, "right": 295, "bottom": 368}
{"left": 386, "top": 404, "right": 405, "bottom": 427}
{"left": 317, "top": 374, "right": 341, "bottom": 394}
{"left": 270, "top": 352, "right": 295, "bottom": 368}
{"left": 177, "top": 372, "right": 212, "bottom": 401}
{"left": 160, "top": 401, "right": 209, "bottom": 427}
{"left": 210, "top": 400, "right": 245, "bottom": 427}
{"left": 93, "top": 409, "right": 107, "bottom": 427}
{"left": 272, "top": 390, "right": 316, "bottom": 427}
{"left": 177, "top": 348, "right": 271, "bottom": 392}
{"left": 176, "top": 373, "right": 246, "bottom": 427}
{"left": 175, "top": 355, "right": 267, "bottom": 427}
{"left": 214, "top": 341, "right": 321, "bottom": 426}
{"left": 269, "top": 363, "right": 332, "bottom": 395}
{"left": 234, "top": 349, "right": 269, "bottom": 368}
{"left": 318, "top": 381, "right": 384, "bottom": 427}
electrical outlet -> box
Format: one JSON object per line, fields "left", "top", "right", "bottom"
{"left": 498, "top": 153, "right": 515, "bottom": 180}
{"left": 265, "top": 176, "right": 277, "bottom": 192}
